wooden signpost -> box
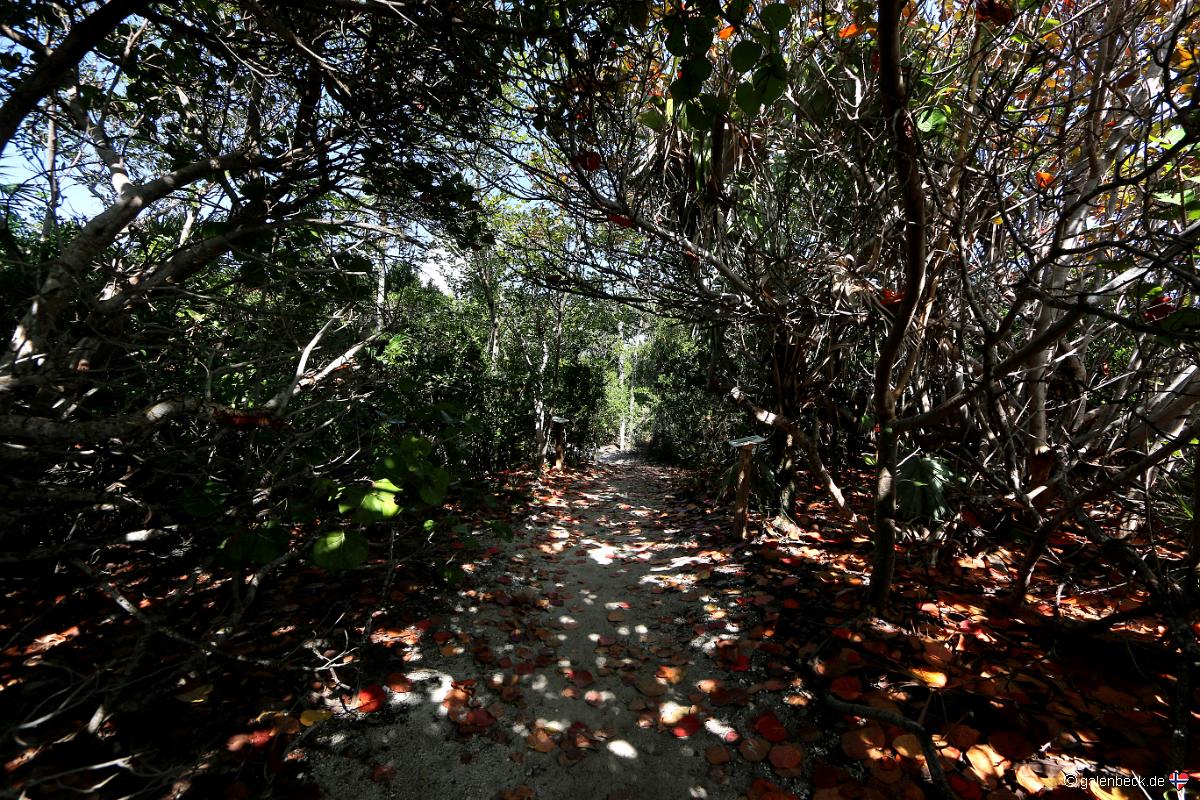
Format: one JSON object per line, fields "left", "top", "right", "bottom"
{"left": 728, "top": 435, "right": 767, "bottom": 540}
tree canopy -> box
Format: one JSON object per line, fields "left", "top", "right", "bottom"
{"left": 1, "top": 0, "right": 1199, "bottom": 797}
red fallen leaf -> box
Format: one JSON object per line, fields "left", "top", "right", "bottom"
{"left": 748, "top": 778, "right": 798, "bottom": 800}
{"left": 459, "top": 708, "right": 497, "bottom": 733}
{"left": 248, "top": 729, "right": 274, "bottom": 748}
{"left": 606, "top": 213, "right": 634, "bottom": 228}
{"left": 354, "top": 685, "right": 386, "bottom": 713}
{"left": 881, "top": 288, "right": 905, "bottom": 306}
{"left": 975, "top": 0, "right": 1015, "bottom": 25}
{"left": 947, "top": 773, "right": 984, "bottom": 800}
{"left": 781, "top": 599, "right": 800, "bottom": 609}
{"left": 830, "top": 676, "right": 862, "bottom": 701}
{"left": 811, "top": 762, "right": 843, "bottom": 789}
{"left": 671, "top": 714, "right": 702, "bottom": 738}
{"left": 567, "top": 669, "right": 594, "bottom": 687}
{"left": 769, "top": 743, "right": 805, "bottom": 770}
{"left": 385, "top": 673, "right": 412, "bottom": 693}
{"left": 753, "top": 711, "right": 789, "bottom": 743}
{"left": 371, "top": 764, "right": 397, "bottom": 783}
{"left": 988, "top": 730, "right": 1035, "bottom": 761}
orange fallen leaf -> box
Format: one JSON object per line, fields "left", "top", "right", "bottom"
{"left": 841, "top": 725, "right": 885, "bottom": 760}
{"left": 353, "top": 685, "right": 385, "bottom": 713}
{"left": 892, "top": 733, "right": 923, "bottom": 758}
{"left": 830, "top": 675, "right": 862, "bottom": 701}
{"left": 526, "top": 729, "right": 557, "bottom": 753}
{"left": 769, "top": 743, "right": 805, "bottom": 770}
{"left": 718, "top": 25, "right": 736, "bottom": 40}
{"left": 910, "top": 667, "right": 948, "bottom": 688}
{"left": 839, "top": 22, "right": 862, "bottom": 39}
{"left": 1035, "top": 170, "right": 1055, "bottom": 188}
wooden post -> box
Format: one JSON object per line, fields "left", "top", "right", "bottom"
{"left": 728, "top": 435, "right": 767, "bottom": 540}
{"left": 552, "top": 416, "right": 570, "bottom": 470}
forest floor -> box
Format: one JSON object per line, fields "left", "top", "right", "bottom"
{"left": 4, "top": 455, "right": 1197, "bottom": 799}
{"left": 295, "top": 455, "right": 1198, "bottom": 800}
{"left": 306, "top": 452, "right": 800, "bottom": 800}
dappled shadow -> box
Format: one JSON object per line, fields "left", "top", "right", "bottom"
{"left": 299, "top": 460, "right": 821, "bottom": 800}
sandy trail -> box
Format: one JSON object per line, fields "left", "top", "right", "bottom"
{"left": 305, "top": 457, "right": 807, "bottom": 800}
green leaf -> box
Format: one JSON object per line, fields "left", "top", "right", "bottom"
{"left": 218, "top": 525, "right": 287, "bottom": 567}
{"left": 760, "top": 3, "right": 792, "bottom": 32}
{"left": 683, "top": 100, "right": 715, "bottom": 131}
{"left": 312, "top": 530, "right": 369, "bottom": 570}
{"left": 639, "top": 108, "right": 667, "bottom": 131}
{"left": 683, "top": 58, "right": 713, "bottom": 83}
{"left": 670, "top": 77, "right": 701, "bottom": 102}
{"left": 666, "top": 26, "right": 688, "bottom": 56}
{"left": 419, "top": 467, "right": 450, "bottom": 506}
{"left": 752, "top": 64, "right": 786, "bottom": 105}
{"left": 735, "top": 81, "right": 763, "bottom": 116}
{"left": 686, "top": 16, "right": 716, "bottom": 55}
{"left": 730, "top": 40, "right": 763, "bottom": 72}
{"left": 338, "top": 486, "right": 401, "bottom": 519}
{"left": 181, "top": 480, "right": 225, "bottom": 518}
{"left": 916, "top": 107, "right": 949, "bottom": 134}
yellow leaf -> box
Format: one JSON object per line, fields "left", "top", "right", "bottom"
{"left": 174, "top": 683, "right": 213, "bottom": 703}
{"left": 910, "top": 668, "right": 948, "bottom": 688}
{"left": 300, "top": 709, "right": 333, "bottom": 726}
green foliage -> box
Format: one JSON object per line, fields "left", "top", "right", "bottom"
{"left": 896, "top": 454, "right": 958, "bottom": 523}
{"left": 312, "top": 530, "right": 370, "bottom": 570}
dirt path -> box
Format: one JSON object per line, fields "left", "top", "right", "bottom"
{"left": 304, "top": 457, "right": 814, "bottom": 800}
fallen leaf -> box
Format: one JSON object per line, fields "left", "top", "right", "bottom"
{"left": 739, "top": 736, "right": 771, "bottom": 762}
{"left": 526, "top": 729, "right": 557, "bottom": 753}
{"left": 354, "top": 684, "right": 386, "bottom": 713}
{"left": 769, "top": 743, "right": 805, "bottom": 770}
{"left": 706, "top": 745, "right": 732, "bottom": 765}
{"left": 841, "top": 725, "right": 886, "bottom": 760}
{"left": 830, "top": 676, "right": 862, "bottom": 701}
{"left": 988, "top": 731, "right": 1035, "bottom": 761}
{"left": 753, "top": 711, "right": 789, "bottom": 743}
{"left": 636, "top": 676, "right": 668, "bottom": 697}
{"left": 671, "top": 714, "right": 702, "bottom": 738}
{"left": 892, "top": 733, "right": 923, "bottom": 758}
{"left": 385, "top": 672, "right": 412, "bottom": 693}
{"left": 300, "top": 709, "right": 333, "bottom": 727}
{"left": 174, "top": 683, "right": 213, "bottom": 704}
{"left": 910, "top": 667, "right": 948, "bottom": 688}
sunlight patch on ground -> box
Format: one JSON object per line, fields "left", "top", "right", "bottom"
{"left": 606, "top": 739, "right": 638, "bottom": 758}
